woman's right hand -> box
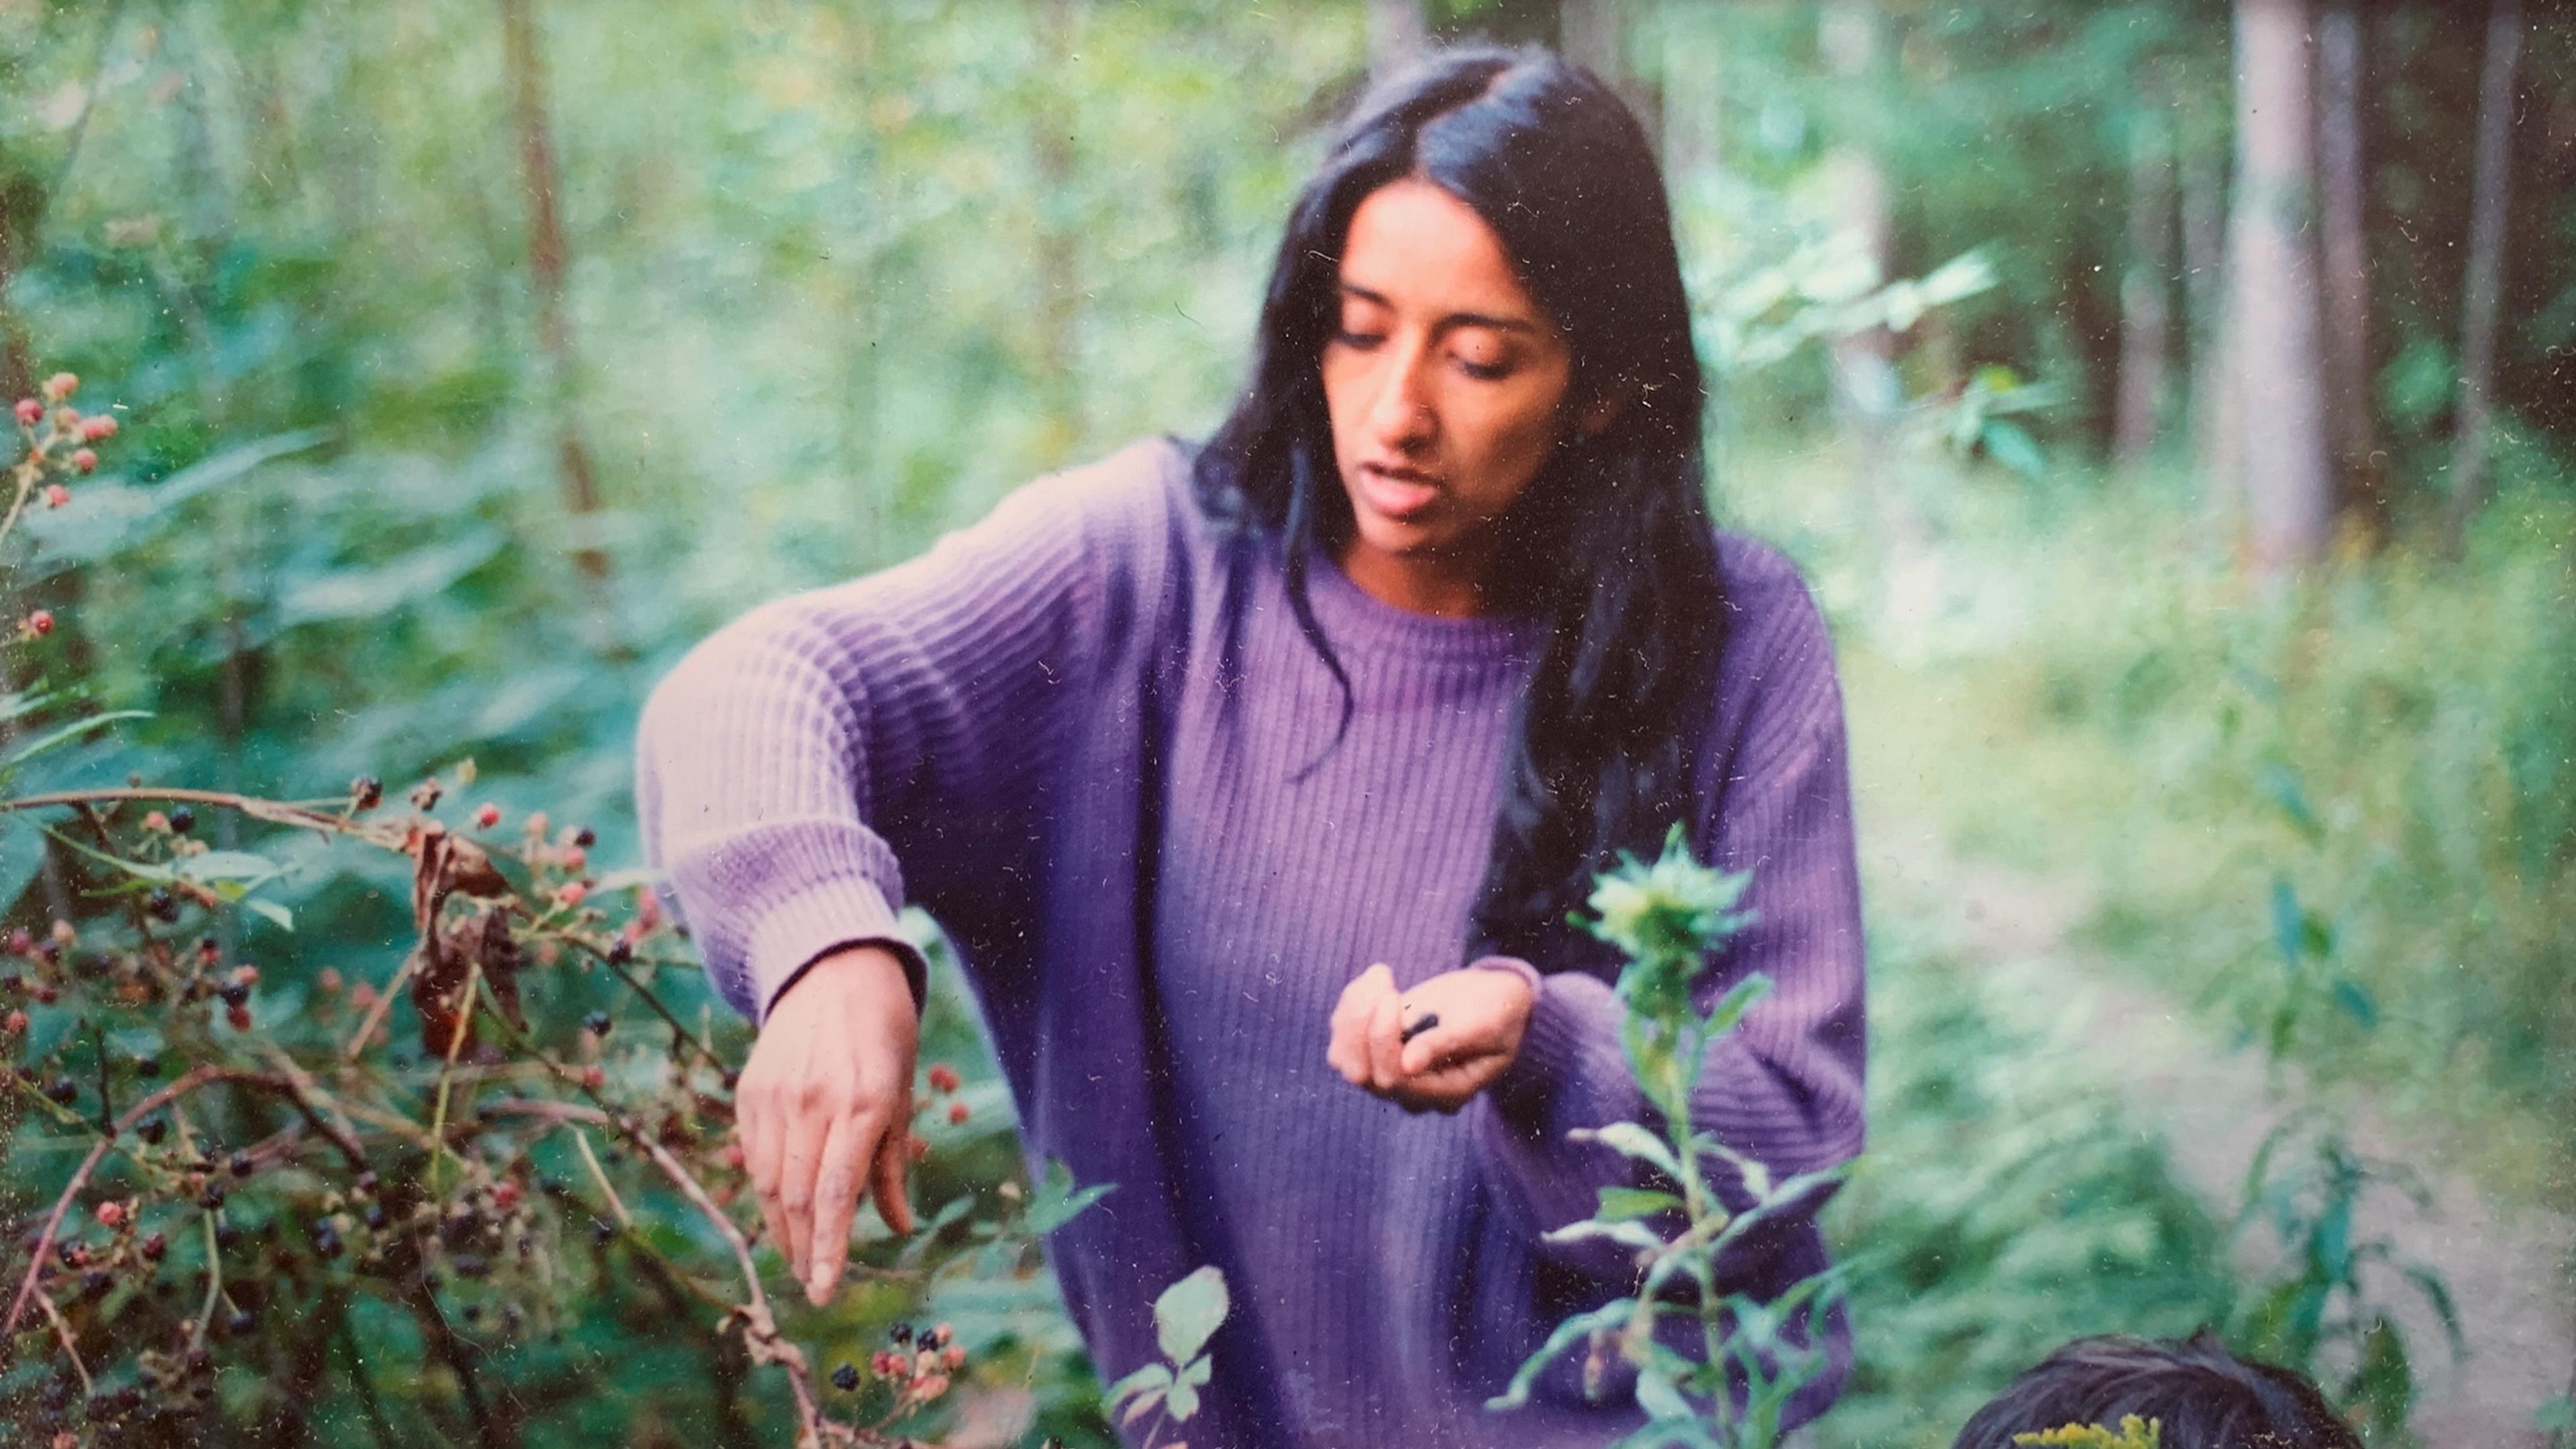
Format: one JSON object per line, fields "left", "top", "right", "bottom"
{"left": 736, "top": 943, "right": 920, "bottom": 1307}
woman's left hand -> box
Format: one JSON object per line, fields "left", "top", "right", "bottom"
{"left": 1326, "top": 963, "right": 1536, "bottom": 1114}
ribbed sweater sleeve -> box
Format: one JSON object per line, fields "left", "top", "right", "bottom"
{"left": 1466, "top": 559, "right": 1866, "bottom": 1279}
{"left": 633, "top": 449, "right": 1156, "bottom": 1023}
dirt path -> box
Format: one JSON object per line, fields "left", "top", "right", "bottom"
{"left": 1864, "top": 822, "right": 2575, "bottom": 1447}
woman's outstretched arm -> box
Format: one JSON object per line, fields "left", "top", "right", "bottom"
{"left": 633, "top": 440, "right": 1174, "bottom": 1303}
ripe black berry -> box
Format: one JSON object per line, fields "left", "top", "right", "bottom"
{"left": 214, "top": 1224, "right": 239, "bottom": 1251}
{"left": 169, "top": 806, "right": 196, "bottom": 834}
{"left": 352, "top": 775, "right": 383, "bottom": 810}
{"left": 606, "top": 939, "right": 633, "bottom": 965}
{"left": 314, "top": 1224, "right": 343, "bottom": 1260}
{"left": 572, "top": 827, "right": 595, "bottom": 849}
{"left": 146, "top": 889, "right": 179, "bottom": 922}
{"left": 831, "top": 1362, "right": 860, "bottom": 1393}
{"left": 217, "top": 981, "right": 250, "bottom": 1008}
{"left": 890, "top": 1321, "right": 914, "bottom": 1346}
{"left": 138, "top": 1117, "right": 167, "bottom": 1145}
{"left": 462, "top": 1303, "right": 482, "bottom": 1325}
{"left": 224, "top": 1306, "right": 254, "bottom": 1336}
{"left": 44, "top": 1077, "right": 78, "bottom": 1105}
{"left": 136, "top": 1055, "right": 161, "bottom": 1079}
{"left": 227, "top": 1151, "right": 254, "bottom": 1178}
{"left": 364, "top": 1203, "right": 388, "bottom": 1231}
{"left": 583, "top": 1010, "right": 611, "bottom": 1036}
{"left": 199, "top": 1183, "right": 227, "bottom": 1212}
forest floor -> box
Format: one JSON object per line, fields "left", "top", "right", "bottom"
{"left": 1862, "top": 813, "right": 2575, "bottom": 1447}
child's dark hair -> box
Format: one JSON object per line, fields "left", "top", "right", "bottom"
{"left": 1952, "top": 1331, "right": 2363, "bottom": 1449}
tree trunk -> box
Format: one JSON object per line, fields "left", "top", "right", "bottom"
{"left": 2182, "top": 136, "right": 2239, "bottom": 533}
{"left": 2116, "top": 109, "right": 2176, "bottom": 470}
{"left": 498, "top": 0, "right": 611, "bottom": 588}
{"left": 1562, "top": 0, "right": 1657, "bottom": 138}
{"left": 1818, "top": 0, "right": 1895, "bottom": 436}
{"left": 2316, "top": 0, "right": 2383, "bottom": 538}
{"left": 1368, "top": 0, "right": 1427, "bottom": 76}
{"left": 2229, "top": 0, "right": 2334, "bottom": 574}
{"left": 1031, "top": 0, "right": 1083, "bottom": 465}
{"left": 2446, "top": 0, "right": 2524, "bottom": 551}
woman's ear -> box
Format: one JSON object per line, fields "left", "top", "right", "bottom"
{"left": 1576, "top": 380, "right": 1635, "bottom": 439}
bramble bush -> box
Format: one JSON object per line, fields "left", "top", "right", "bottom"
{"left": 0, "top": 378, "right": 1112, "bottom": 1449}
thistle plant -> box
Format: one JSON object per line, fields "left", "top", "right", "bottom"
{"left": 1488, "top": 824, "right": 1846, "bottom": 1449}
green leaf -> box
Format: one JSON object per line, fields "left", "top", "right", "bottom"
{"left": 1595, "top": 1187, "right": 1684, "bottom": 1222}
{"left": 1153, "top": 1265, "right": 1228, "bottom": 1365}
{"left": 1572, "top": 1122, "right": 1685, "bottom": 1183}
{"left": 1544, "top": 1218, "right": 1669, "bottom": 1254}
{"left": 1163, "top": 1373, "right": 1200, "bottom": 1423}
{"left": 1022, "top": 1157, "right": 1115, "bottom": 1236}
{"left": 1980, "top": 418, "right": 2047, "bottom": 480}
{"left": 1631, "top": 1360, "right": 1697, "bottom": 1425}
{"left": 0, "top": 710, "right": 152, "bottom": 771}
{"left": 1104, "top": 1361, "right": 1170, "bottom": 1419}
{"left": 1176, "top": 1354, "right": 1212, "bottom": 1388}
{"left": 242, "top": 898, "right": 294, "bottom": 932}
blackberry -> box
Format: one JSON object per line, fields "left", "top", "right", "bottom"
{"left": 135, "top": 1055, "right": 161, "bottom": 1079}
{"left": 146, "top": 890, "right": 179, "bottom": 923}
{"left": 44, "top": 1077, "right": 78, "bottom": 1105}
{"left": 168, "top": 806, "right": 195, "bottom": 834}
{"left": 138, "top": 1116, "right": 167, "bottom": 1145}
{"left": 831, "top": 1362, "right": 861, "bottom": 1393}
{"left": 572, "top": 827, "right": 596, "bottom": 849}
{"left": 583, "top": 1010, "right": 612, "bottom": 1036}
{"left": 227, "top": 1151, "right": 254, "bottom": 1178}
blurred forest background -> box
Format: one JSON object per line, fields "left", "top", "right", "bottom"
{"left": 1, "top": 0, "right": 2571, "bottom": 1445}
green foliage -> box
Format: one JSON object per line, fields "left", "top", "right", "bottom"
{"left": 1102, "top": 1265, "right": 1228, "bottom": 1444}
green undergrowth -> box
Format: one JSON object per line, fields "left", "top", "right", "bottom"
{"left": 1727, "top": 439, "right": 2576, "bottom": 1214}
{"left": 1816, "top": 934, "right": 2233, "bottom": 1446}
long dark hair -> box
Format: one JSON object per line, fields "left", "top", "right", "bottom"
{"left": 1192, "top": 44, "right": 1727, "bottom": 956}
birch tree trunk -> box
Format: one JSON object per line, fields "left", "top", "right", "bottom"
{"left": 2316, "top": 0, "right": 2383, "bottom": 537}
{"left": 2446, "top": 0, "right": 2524, "bottom": 550}
{"left": 498, "top": 0, "right": 611, "bottom": 588}
{"left": 2229, "top": 0, "right": 2334, "bottom": 574}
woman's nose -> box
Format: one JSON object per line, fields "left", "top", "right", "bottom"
{"left": 1367, "top": 346, "right": 1436, "bottom": 449}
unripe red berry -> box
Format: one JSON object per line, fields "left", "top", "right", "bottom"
{"left": 927, "top": 1063, "right": 961, "bottom": 1093}
{"left": 942, "top": 1343, "right": 965, "bottom": 1370}
{"left": 580, "top": 1065, "right": 605, "bottom": 1090}
{"left": 317, "top": 967, "right": 342, "bottom": 992}
{"left": 560, "top": 845, "right": 587, "bottom": 872}
{"left": 70, "top": 448, "right": 97, "bottom": 475}
{"left": 225, "top": 1003, "right": 252, "bottom": 1031}
{"left": 473, "top": 803, "right": 501, "bottom": 829}
{"left": 77, "top": 414, "right": 116, "bottom": 441}
{"left": 50, "top": 920, "right": 73, "bottom": 946}
{"left": 556, "top": 881, "right": 588, "bottom": 908}
{"left": 947, "top": 1101, "right": 970, "bottom": 1126}
{"left": 41, "top": 372, "right": 76, "bottom": 402}
{"left": 2, "top": 1010, "right": 23, "bottom": 1035}
{"left": 25, "top": 610, "right": 54, "bottom": 637}
{"left": 492, "top": 1180, "right": 522, "bottom": 1212}
{"left": 11, "top": 398, "right": 37, "bottom": 426}
{"left": 41, "top": 486, "right": 66, "bottom": 511}
{"left": 94, "top": 1200, "right": 124, "bottom": 1229}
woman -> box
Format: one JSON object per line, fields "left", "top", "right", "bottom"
{"left": 637, "top": 44, "right": 1864, "bottom": 1446}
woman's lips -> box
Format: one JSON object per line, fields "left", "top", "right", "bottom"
{"left": 1356, "top": 464, "right": 1440, "bottom": 520}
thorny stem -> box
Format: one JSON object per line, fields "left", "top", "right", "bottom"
{"left": 34, "top": 1285, "right": 91, "bottom": 1395}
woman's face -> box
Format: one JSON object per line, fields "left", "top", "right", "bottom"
{"left": 1320, "top": 178, "right": 1580, "bottom": 612}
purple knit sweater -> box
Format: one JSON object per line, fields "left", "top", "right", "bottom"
{"left": 635, "top": 438, "right": 1866, "bottom": 1446}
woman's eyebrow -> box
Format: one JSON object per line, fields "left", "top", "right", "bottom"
{"left": 1335, "top": 282, "right": 1540, "bottom": 335}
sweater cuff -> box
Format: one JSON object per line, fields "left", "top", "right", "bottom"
{"left": 747, "top": 877, "right": 929, "bottom": 1025}
{"left": 1481, "top": 958, "right": 1621, "bottom": 1125}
